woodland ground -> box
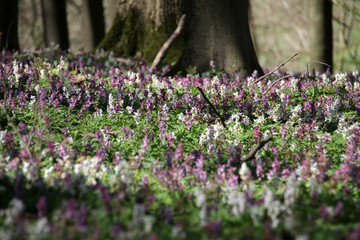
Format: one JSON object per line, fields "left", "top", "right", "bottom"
{"left": 0, "top": 49, "right": 360, "bottom": 239}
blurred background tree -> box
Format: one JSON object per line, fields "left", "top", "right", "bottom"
{"left": 96, "top": 0, "right": 185, "bottom": 65}
{"left": 82, "top": 0, "right": 105, "bottom": 52}
{"left": 170, "top": 0, "right": 263, "bottom": 75}
{"left": 41, "top": 0, "right": 69, "bottom": 50}
{"left": 11, "top": 0, "right": 360, "bottom": 72}
{"left": 308, "top": 0, "right": 333, "bottom": 73}
{"left": 0, "top": 0, "right": 19, "bottom": 51}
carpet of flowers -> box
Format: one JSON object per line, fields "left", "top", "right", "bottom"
{"left": 0, "top": 49, "right": 360, "bottom": 239}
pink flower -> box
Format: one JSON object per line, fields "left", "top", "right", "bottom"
{"left": 36, "top": 196, "right": 47, "bottom": 218}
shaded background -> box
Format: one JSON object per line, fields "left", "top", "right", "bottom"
{"left": 17, "top": 0, "right": 360, "bottom": 72}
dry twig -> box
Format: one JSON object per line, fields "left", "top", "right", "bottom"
{"left": 150, "top": 14, "right": 186, "bottom": 72}
{"left": 254, "top": 52, "right": 299, "bottom": 84}
{"left": 263, "top": 74, "right": 292, "bottom": 95}
{"left": 230, "top": 135, "right": 273, "bottom": 166}
{"left": 197, "top": 87, "right": 227, "bottom": 129}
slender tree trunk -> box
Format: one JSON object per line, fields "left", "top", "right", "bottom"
{"left": 0, "top": 0, "right": 19, "bottom": 51}
{"left": 82, "top": 0, "right": 105, "bottom": 52}
{"left": 171, "top": 0, "right": 263, "bottom": 76}
{"left": 41, "top": 0, "right": 69, "bottom": 50}
{"left": 309, "top": 0, "right": 333, "bottom": 73}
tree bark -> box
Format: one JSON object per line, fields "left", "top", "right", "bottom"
{"left": 309, "top": 0, "right": 333, "bottom": 73}
{"left": 0, "top": 0, "right": 19, "bottom": 51}
{"left": 41, "top": 0, "right": 69, "bottom": 50}
{"left": 170, "top": 0, "right": 263, "bottom": 76}
{"left": 97, "top": 0, "right": 185, "bottom": 64}
{"left": 82, "top": 0, "right": 105, "bottom": 52}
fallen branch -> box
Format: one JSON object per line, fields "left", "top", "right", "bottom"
{"left": 254, "top": 52, "right": 299, "bottom": 84}
{"left": 263, "top": 74, "right": 292, "bottom": 95}
{"left": 197, "top": 87, "right": 227, "bottom": 129}
{"left": 150, "top": 14, "right": 186, "bottom": 72}
{"left": 241, "top": 135, "right": 273, "bottom": 162}
{"left": 230, "top": 135, "right": 273, "bottom": 166}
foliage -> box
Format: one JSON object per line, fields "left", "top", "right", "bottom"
{"left": 0, "top": 49, "right": 360, "bottom": 239}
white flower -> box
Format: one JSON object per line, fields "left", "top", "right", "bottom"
{"left": 43, "top": 166, "right": 54, "bottom": 179}
{"left": 254, "top": 114, "right": 266, "bottom": 125}
{"left": 230, "top": 191, "right": 246, "bottom": 215}
{"left": 334, "top": 72, "right": 347, "bottom": 87}
{"left": 210, "top": 60, "right": 216, "bottom": 71}
{"left": 239, "top": 162, "right": 250, "bottom": 181}
{"left": 5, "top": 198, "right": 24, "bottom": 225}
{"left": 220, "top": 84, "right": 226, "bottom": 96}
{"left": 213, "top": 123, "right": 224, "bottom": 140}
{"left": 284, "top": 174, "right": 300, "bottom": 208}
{"left": 264, "top": 187, "right": 275, "bottom": 208}
{"left": 133, "top": 110, "right": 141, "bottom": 125}
{"left": 126, "top": 106, "right": 133, "bottom": 114}
{"left": 194, "top": 188, "right": 206, "bottom": 207}
{"left": 107, "top": 93, "right": 115, "bottom": 116}
{"left": 177, "top": 112, "right": 184, "bottom": 121}
{"left": 199, "top": 132, "right": 208, "bottom": 146}
{"left": 250, "top": 205, "right": 264, "bottom": 225}
{"left": 27, "top": 217, "right": 50, "bottom": 237}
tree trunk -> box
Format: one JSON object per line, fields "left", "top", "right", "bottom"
{"left": 171, "top": 0, "right": 263, "bottom": 76}
{"left": 97, "top": 0, "right": 185, "bottom": 64}
{"left": 309, "top": 0, "right": 333, "bottom": 73}
{"left": 82, "top": 0, "right": 105, "bottom": 52}
{"left": 41, "top": 0, "right": 69, "bottom": 50}
{"left": 0, "top": 0, "right": 19, "bottom": 51}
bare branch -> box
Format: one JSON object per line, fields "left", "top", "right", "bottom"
{"left": 197, "top": 87, "right": 227, "bottom": 129}
{"left": 254, "top": 52, "right": 299, "bottom": 84}
{"left": 150, "top": 14, "right": 186, "bottom": 72}
{"left": 263, "top": 74, "right": 292, "bottom": 95}
{"left": 242, "top": 135, "right": 273, "bottom": 164}
{"left": 306, "top": 61, "right": 331, "bottom": 73}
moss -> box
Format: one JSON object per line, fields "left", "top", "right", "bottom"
{"left": 98, "top": 8, "right": 184, "bottom": 66}
{"left": 115, "top": 8, "right": 138, "bottom": 56}
{"left": 96, "top": 14, "right": 125, "bottom": 51}
{"left": 142, "top": 13, "right": 184, "bottom": 64}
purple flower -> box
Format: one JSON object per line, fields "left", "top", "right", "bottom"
{"left": 174, "top": 141, "right": 184, "bottom": 162}
{"left": 66, "top": 199, "right": 78, "bottom": 219}
{"left": 58, "top": 144, "right": 68, "bottom": 158}
{"left": 319, "top": 204, "right": 330, "bottom": 220}
{"left": 18, "top": 121, "right": 28, "bottom": 134}
{"left": 348, "top": 225, "right": 360, "bottom": 240}
{"left": 254, "top": 126, "right": 261, "bottom": 143}
{"left": 36, "top": 128, "right": 43, "bottom": 138}
{"left": 141, "top": 176, "right": 148, "bottom": 186}
{"left": 76, "top": 203, "right": 88, "bottom": 232}
{"left": 98, "top": 184, "right": 111, "bottom": 206}
{"left": 4, "top": 131, "right": 14, "bottom": 149}
{"left": 69, "top": 96, "right": 78, "bottom": 109}
{"left": 111, "top": 224, "right": 122, "bottom": 238}
{"left": 47, "top": 141, "right": 56, "bottom": 156}
{"left": 36, "top": 196, "right": 47, "bottom": 218}
{"left": 39, "top": 87, "right": 47, "bottom": 106}
{"left": 137, "top": 135, "right": 150, "bottom": 162}
{"left": 335, "top": 201, "right": 344, "bottom": 215}
{"left": 204, "top": 220, "right": 222, "bottom": 238}
{"left": 96, "top": 147, "right": 107, "bottom": 162}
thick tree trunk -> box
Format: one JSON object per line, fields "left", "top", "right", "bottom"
{"left": 0, "top": 0, "right": 19, "bottom": 51}
{"left": 97, "top": 0, "right": 184, "bottom": 64}
{"left": 41, "top": 0, "right": 69, "bottom": 50}
{"left": 171, "top": 0, "right": 263, "bottom": 76}
{"left": 82, "top": 0, "right": 105, "bottom": 52}
{"left": 309, "top": 0, "right": 333, "bottom": 73}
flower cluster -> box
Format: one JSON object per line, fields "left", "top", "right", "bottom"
{"left": 0, "top": 50, "right": 360, "bottom": 239}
